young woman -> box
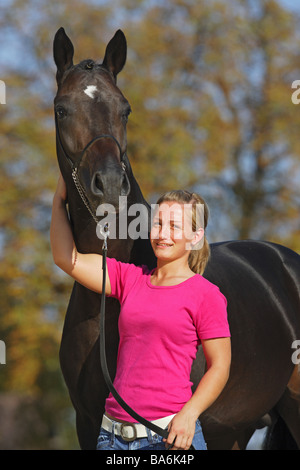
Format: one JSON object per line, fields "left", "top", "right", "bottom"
{"left": 50, "top": 175, "right": 231, "bottom": 451}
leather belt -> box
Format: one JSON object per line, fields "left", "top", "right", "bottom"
{"left": 101, "top": 414, "right": 175, "bottom": 442}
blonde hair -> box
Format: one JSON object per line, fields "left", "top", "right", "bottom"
{"left": 156, "top": 190, "right": 210, "bottom": 275}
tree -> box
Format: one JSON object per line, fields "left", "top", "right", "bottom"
{"left": 120, "top": 0, "right": 300, "bottom": 249}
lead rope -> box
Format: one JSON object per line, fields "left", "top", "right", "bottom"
{"left": 99, "top": 224, "right": 170, "bottom": 442}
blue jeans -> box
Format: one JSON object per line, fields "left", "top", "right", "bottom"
{"left": 96, "top": 418, "right": 207, "bottom": 450}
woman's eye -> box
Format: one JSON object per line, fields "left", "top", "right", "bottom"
{"left": 152, "top": 221, "right": 160, "bottom": 227}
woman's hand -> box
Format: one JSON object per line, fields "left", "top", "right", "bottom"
{"left": 164, "top": 410, "right": 197, "bottom": 450}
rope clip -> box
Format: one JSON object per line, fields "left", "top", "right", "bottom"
{"left": 99, "top": 223, "right": 110, "bottom": 251}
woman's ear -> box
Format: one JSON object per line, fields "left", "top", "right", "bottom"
{"left": 190, "top": 227, "right": 205, "bottom": 249}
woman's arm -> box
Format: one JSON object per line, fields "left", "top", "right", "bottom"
{"left": 50, "top": 174, "right": 111, "bottom": 295}
{"left": 165, "top": 336, "right": 231, "bottom": 450}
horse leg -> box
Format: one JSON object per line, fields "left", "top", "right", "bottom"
{"left": 206, "top": 427, "right": 255, "bottom": 450}
{"left": 234, "top": 428, "right": 257, "bottom": 450}
{"left": 75, "top": 409, "right": 98, "bottom": 450}
{"left": 274, "top": 365, "right": 300, "bottom": 449}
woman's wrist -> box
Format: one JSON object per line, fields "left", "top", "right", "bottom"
{"left": 51, "top": 177, "right": 74, "bottom": 272}
{"left": 53, "top": 174, "right": 68, "bottom": 204}
{"left": 181, "top": 393, "right": 206, "bottom": 421}
{"left": 178, "top": 402, "right": 200, "bottom": 423}
{"left": 53, "top": 190, "right": 66, "bottom": 208}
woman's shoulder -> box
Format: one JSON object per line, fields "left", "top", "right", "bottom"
{"left": 192, "top": 273, "right": 221, "bottom": 291}
{"left": 107, "top": 256, "right": 151, "bottom": 277}
{"left": 106, "top": 257, "right": 152, "bottom": 301}
{"left": 190, "top": 275, "right": 227, "bottom": 306}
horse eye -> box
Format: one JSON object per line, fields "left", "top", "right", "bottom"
{"left": 55, "top": 106, "right": 67, "bottom": 119}
{"left": 122, "top": 107, "right": 132, "bottom": 123}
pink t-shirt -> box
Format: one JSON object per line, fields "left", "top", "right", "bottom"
{"left": 105, "top": 257, "right": 230, "bottom": 422}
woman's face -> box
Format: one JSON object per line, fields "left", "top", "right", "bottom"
{"left": 150, "top": 201, "right": 203, "bottom": 262}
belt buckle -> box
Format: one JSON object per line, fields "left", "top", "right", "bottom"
{"left": 120, "top": 422, "right": 138, "bottom": 442}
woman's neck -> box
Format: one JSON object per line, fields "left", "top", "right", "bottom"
{"left": 151, "top": 258, "right": 195, "bottom": 286}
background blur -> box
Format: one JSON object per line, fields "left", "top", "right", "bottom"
{"left": 0, "top": 0, "right": 299, "bottom": 449}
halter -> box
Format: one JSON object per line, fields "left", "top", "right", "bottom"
{"left": 55, "top": 114, "right": 127, "bottom": 223}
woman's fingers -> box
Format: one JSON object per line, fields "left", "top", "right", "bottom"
{"left": 165, "top": 431, "right": 193, "bottom": 450}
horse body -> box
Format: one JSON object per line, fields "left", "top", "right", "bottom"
{"left": 198, "top": 240, "right": 300, "bottom": 449}
{"left": 53, "top": 28, "right": 300, "bottom": 450}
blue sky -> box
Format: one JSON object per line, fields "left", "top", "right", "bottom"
{"left": 278, "top": 0, "right": 300, "bottom": 12}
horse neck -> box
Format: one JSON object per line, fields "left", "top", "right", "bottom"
{"left": 127, "top": 171, "right": 150, "bottom": 211}
{"left": 125, "top": 173, "right": 156, "bottom": 268}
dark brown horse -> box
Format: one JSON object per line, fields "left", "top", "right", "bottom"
{"left": 53, "top": 28, "right": 300, "bottom": 450}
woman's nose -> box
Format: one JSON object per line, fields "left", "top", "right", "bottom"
{"left": 160, "top": 223, "right": 170, "bottom": 239}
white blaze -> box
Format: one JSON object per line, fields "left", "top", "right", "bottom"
{"left": 84, "top": 85, "right": 98, "bottom": 99}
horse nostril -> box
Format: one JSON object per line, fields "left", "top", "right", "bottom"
{"left": 91, "top": 170, "right": 130, "bottom": 198}
{"left": 95, "top": 174, "right": 103, "bottom": 192}
{"left": 120, "top": 172, "right": 130, "bottom": 196}
{"left": 91, "top": 172, "right": 104, "bottom": 196}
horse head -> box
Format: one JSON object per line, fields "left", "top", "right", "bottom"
{"left": 53, "top": 28, "right": 139, "bottom": 254}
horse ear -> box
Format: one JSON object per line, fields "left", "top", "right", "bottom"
{"left": 53, "top": 27, "right": 74, "bottom": 85}
{"left": 102, "top": 30, "right": 127, "bottom": 80}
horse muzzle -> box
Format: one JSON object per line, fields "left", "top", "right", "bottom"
{"left": 91, "top": 166, "right": 130, "bottom": 199}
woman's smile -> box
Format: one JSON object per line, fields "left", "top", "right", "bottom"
{"left": 155, "top": 242, "right": 174, "bottom": 248}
